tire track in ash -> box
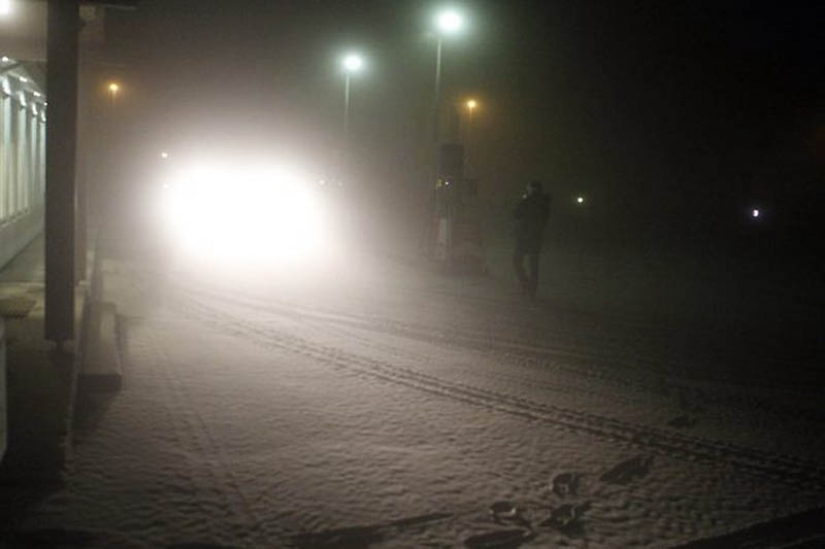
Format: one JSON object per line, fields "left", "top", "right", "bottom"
{"left": 180, "top": 280, "right": 669, "bottom": 385}
{"left": 133, "top": 321, "right": 268, "bottom": 546}
{"left": 310, "top": 319, "right": 656, "bottom": 414}
{"left": 174, "top": 290, "right": 825, "bottom": 491}
{"left": 180, "top": 279, "right": 825, "bottom": 428}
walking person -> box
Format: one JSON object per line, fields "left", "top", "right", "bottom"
{"left": 513, "top": 180, "right": 551, "bottom": 297}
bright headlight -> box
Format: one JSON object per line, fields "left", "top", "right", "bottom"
{"left": 163, "top": 162, "right": 326, "bottom": 266}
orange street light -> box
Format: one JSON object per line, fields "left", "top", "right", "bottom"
{"left": 107, "top": 81, "right": 120, "bottom": 107}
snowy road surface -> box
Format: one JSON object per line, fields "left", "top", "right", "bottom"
{"left": 18, "top": 252, "right": 825, "bottom": 548}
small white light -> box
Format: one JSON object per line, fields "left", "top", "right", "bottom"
{"left": 436, "top": 10, "right": 463, "bottom": 34}
{"left": 18, "top": 76, "right": 27, "bottom": 83}
{"left": 752, "top": 209, "right": 760, "bottom": 218}
{"left": 1, "top": 56, "right": 11, "bottom": 63}
{"left": 160, "top": 151, "right": 169, "bottom": 159}
{"left": 343, "top": 53, "right": 364, "bottom": 73}
{"left": 576, "top": 196, "right": 585, "bottom": 204}
{"left": 33, "top": 91, "right": 41, "bottom": 97}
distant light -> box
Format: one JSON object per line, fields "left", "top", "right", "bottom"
{"left": 343, "top": 53, "right": 364, "bottom": 73}
{"left": 160, "top": 151, "right": 169, "bottom": 159}
{"left": 1, "top": 56, "right": 11, "bottom": 63}
{"left": 32, "top": 91, "right": 41, "bottom": 97}
{"left": 436, "top": 9, "right": 464, "bottom": 34}
{"left": 108, "top": 82, "right": 120, "bottom": 93}
{"left": 18, "top": 76, "right": 27, "bottom": 83}
{"left": 752, "top": 208, "right": 760, "bottom": 218}
{"left": 466, "top": 99, "right": 477, "bottom": 110}
{"left": 576, "top": 196, "right": 585, "bottom": 204}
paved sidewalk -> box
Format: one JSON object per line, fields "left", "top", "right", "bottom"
{"left": 0, "top": 235, "right": 85, "bottom": 526}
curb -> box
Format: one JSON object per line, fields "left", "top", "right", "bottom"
{"left": 77, "top": 300, "right": 122, "bottom": 393}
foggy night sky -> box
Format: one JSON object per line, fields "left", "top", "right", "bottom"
{"left": 103, "top": 0, "right": 824, "bottom": 249}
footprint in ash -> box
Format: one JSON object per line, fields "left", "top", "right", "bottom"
{"left": 460, "top": 501, "right": 535, "bottom": 548}
{"left": 538, "top": 501, "right": 592, "bottom": 537}
{"left": 463, "top": 528, "right": 534, "bottom": 549}
{"left": 550, "top": 472, "right": 584, "bottom": 497}
{"left": 599, "top": 454, "right": 654, "bottom": 485}
{"left": 488, "top": 500, "right": 531, "bottom": 528}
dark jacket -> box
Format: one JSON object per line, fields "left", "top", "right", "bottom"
{"left": 514, "top": 191, "right": 551, "bottom": 253}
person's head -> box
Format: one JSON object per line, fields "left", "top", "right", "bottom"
{"left": 527, "top": 180, "right": 543, "bottom": 195}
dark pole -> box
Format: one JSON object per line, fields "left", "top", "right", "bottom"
{"left": 343, "top": 73, "right": 351, "bottom": 139}
{"left": 433, "top": 37, "right": 442, "bottom": 145}
{"left": 45, "top": 0, "right": 80, "bottom": 343}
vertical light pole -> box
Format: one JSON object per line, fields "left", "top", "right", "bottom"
{"left": 341, "top": 53, "right": 363, "bottom": 139}
{"left": 343, "top": 53, "right": 364, "bottom": 139}
{"left": 425, "top": 8, "right": 465, "bottom": 258}
{"left": 432, "top": 8, "right": 464, "bottom": 145}
{"left": 338, "top": 53, "right": 364, "bottom": 187}
{"left": 464, "top": 98, "right": 476, "bottom": 173}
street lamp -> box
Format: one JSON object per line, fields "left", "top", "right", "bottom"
{"left": 107, "top": 81, "right": 120, "bottom": 108}
{"left": 341, "top": 52, "right": 363, "bottom": 138}
{"left": 432, "top": 7, "right": 464, "bottom": 144}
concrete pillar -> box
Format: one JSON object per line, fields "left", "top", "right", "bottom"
{"left": 45, "top": 0, "right": 80, "bottom": 342}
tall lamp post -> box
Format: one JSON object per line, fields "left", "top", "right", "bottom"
{"left": 341, "top": 53, "right": 363, "bottom": 139}
{"left": 432, "top": 9, "right": 464, "bottom": 145}
{"left": 425, "top": 8, "right": 465, "bottom": 258}
{"left": 464, "top": 98, "right": 477, "bottom": 174}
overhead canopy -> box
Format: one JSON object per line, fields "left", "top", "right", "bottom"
{"left": 0, "top": 1, "right": 139, "bottom": 62}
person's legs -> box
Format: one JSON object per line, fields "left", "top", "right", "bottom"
{"left": 527, "top": 252, "right": 540, "bottom": 297}
{"left": 512, "top": 246, "right": 529, "bottom": 294}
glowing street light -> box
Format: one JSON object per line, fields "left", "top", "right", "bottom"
{"left": 107, "top": 81, "right": 120, "bottom": 107}
{"left": 576, "top": 196, "right": 586, "bottom": 205}
{"left": 751, "top": 208, "right": 760, "bottom": 218}
{"left": 436, "top": 9, "right": 464, "bottom": 34}
{"left": 432, "top": 7, "right": 465, "bottom": 143}
{"left": 341, "top": 52, "right": 364, "bottom": 138}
